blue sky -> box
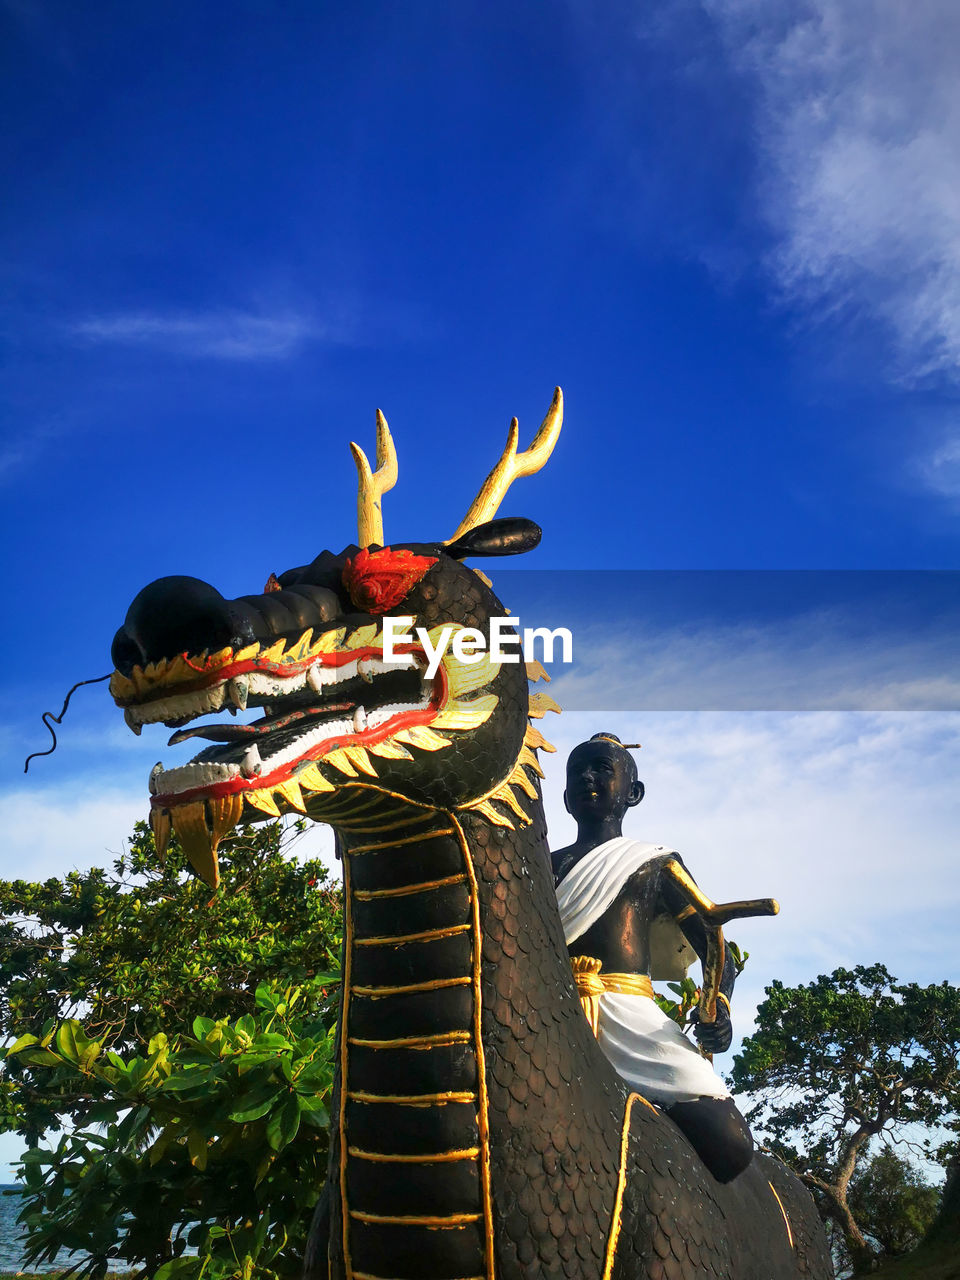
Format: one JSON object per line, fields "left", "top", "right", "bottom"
{"left": 3, "top": 1, "right": 960, "bottom": 1175}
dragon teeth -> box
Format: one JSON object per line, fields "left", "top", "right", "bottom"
{"left": 240, "top": 744, "right": 263, "bottom": 779}
{"left": 228, "top": 676, "right": 249, "bottom": 710}
{"left": 151, "top": 761, "right": 241, "bottom": 794}
{"left": 125, "top": 709, "right": 143, "bottom": 736}
{"left": 148, "top": 762, "right": 164, "bottom": 795}
{"left": 353, "top": 706, "right": 368, "bottom": 732}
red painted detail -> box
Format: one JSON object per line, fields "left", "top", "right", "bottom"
{"left": 342, "top": 547, "right": 437, "bottom": 614}
{"left": 150, "top": 671, "right": 445, "bottom": 810}
{"left": 122, "top": 635, "right": 423, "bottom": 708}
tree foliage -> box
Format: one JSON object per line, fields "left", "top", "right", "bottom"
{"left": 0, "top": 819, "right": 344, "bottom": 1276}
{"left": 847, "top": 1149, "right": 940, "bottom": 1259}
{"left": 730, "top": 964, "right": 960, "bottom": 1273}
{"left": 0, "top": 818, "right": 342, "bottom": 1142}
{"left": 7, "top": 982, "right": 335, "bottom": 1278}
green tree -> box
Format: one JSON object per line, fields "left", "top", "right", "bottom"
{"left": 6, "top": 981, "right": 335, "bottom": 1278}
{"left": 848, "top": 1149, "right": 940, "bottom": 1258}
{"left": 0, "top": 818, "right": 342, "bottom": 1141}
{"left": 0, "top": 819, "right": 344, "bottom": 1276}
{"left": 729, "top": 965, "right": 960, "bottom": 1274}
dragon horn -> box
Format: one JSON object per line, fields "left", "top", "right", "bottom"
{"left": 445, "top": 387, "right": 563, "bottom": 543}
{"left": 350, "top": 409, "right": 399, "bottom": 547}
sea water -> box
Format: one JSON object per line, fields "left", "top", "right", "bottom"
{"left": 0, "top": 1183, "right": 81, "bottom": 1272}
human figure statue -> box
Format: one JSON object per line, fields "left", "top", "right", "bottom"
{"left": 551, "top": 732, "right": 754, "bottom": 1184}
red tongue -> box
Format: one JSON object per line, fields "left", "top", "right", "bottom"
{"left": 167, "top": 701, "right": 353, "bottom": 746}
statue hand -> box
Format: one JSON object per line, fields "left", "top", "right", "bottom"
{"left": 691, "top": 1008, "right": 733, "bottom": 1054}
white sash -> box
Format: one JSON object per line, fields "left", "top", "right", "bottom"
{"left": 555, "top": 836, "right": 674, "bottom": 945}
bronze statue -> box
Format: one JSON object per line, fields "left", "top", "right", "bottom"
{"left": 106, "top": 390, "right": 831, "bottom": 1278}
{"left": 552, "top": 733, "right": 753, "bottom": 1185}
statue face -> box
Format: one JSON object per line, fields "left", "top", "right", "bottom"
{"left": 564, "top": 740, "right": 639, "bottom": 823}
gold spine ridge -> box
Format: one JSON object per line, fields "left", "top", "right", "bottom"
{"left": 354, "top": 873, "right": 467, "bottom": 900}
{"left": 351, "top": 976, "right": 471, "bottom": 998}
{"left": 346, "top": 1090, "right": 477, "bottom": 1106}
{"left": 347, "top": 1146, "right": 481, "bottom": 1163}
{"left": 354, "top": 923, "right": 471, "bottom": 947}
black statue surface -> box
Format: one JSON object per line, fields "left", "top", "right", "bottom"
{"left": 105, "top": 391, "right": 831, "bottom": 1278}
{"left": 552, "top": 734, "right": 754, "bottom": 1185}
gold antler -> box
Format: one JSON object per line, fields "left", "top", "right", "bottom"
{"left": 446, "top": 387, "right": 563, "bottom": 543}
{"left": 350, "top": 410, "right": 398, "bottom": 547}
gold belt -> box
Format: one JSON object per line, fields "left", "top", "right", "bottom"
{"left": 570, "top": 956, "right": 654, "bottom": 1037}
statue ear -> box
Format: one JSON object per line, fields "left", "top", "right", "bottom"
{"left": 562, "top": 788, "right": 571, "bottom": 816}
{"left": 626, "top": 780, "right": 645, "bottom": 808}
{"left": 445, "top": 517, "right": 542, "bottom": 559}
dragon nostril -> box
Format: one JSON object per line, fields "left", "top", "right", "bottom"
{"left": 111, "top": 627, "right": 144, "bottom": 677}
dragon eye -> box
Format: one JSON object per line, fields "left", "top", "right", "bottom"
{"left": 342, "top": 546, "right": 437, "bottom": 615}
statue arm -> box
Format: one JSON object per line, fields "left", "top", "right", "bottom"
{"left": 659, "top": 859, "right": 737, "bottom": 1054}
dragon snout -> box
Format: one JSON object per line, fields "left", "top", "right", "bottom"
{"left": 112, "top": 576, "right": 257, "bottom": 675}
{"left": 111, "top": 574, "right": 349, "bottom": 676}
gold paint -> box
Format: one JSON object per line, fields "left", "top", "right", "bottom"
{"left": 208, "top": 793, "right": 243, "bottom": 843}
{"left": 296, "top": 765, "right": 336, "bottom": 794}
{"left": 322, "top": 748, "right": 360, "bottom": 777}
{"left": 273, "top": 778, "right": 307, "bottom": 813}
{"left": 675, "top": 905, "right": 696, "bottom": 923}
{"left": 450, "top": 812, "right": 496, "bottom": 1280}
{"left": 493, "top": 783, "right": 528, "bottom": 822}
{"left": 444, "top": 649, "right": 502, "bottom": 697}
{"left": 354, "top": 923, "right": 471, "bottom": 947}
{"left": 519, "top": 744, "right": 546, "bottom": 778}
{"left": 525, "top": 659, "right": 550, "bottom": 683}
{"left": 570, "top": 961, "right": 655, "bottom": 1036}
{"left": 338, "top": 854, "right": 354, "bottom": 1275}
{"left": 353, "top": 873, "right": 467, "bottom": 900}
{"left": 433, "top": 693, "right": 499, "bottom": 731}
{"left": 528, "top": 691, "right": 561, "bottom": 719}
{"left": 351, "top": 976, "right": 471, "bottom": 997}
{"left": 235, "top": 641, "right": 260, "bottom": 663}
{"left": 365, "top": 739, "right": 413, "bottom": 761}
{"left": 208, "top": 645, "right": 233, "bottom": 668}
{"left": 446, "top": 387, "right": 563, "bottom": 542}
{"left": 347, "top": 1146, "right": 480, "bottom": 1163}
{"left": 509, "top": 760, "right": 539, "bottom": 799}
{"left": 346, "top": 1090, "right": 477, "bottom": 1106}
{"left": 350, "top": 408, "right": 398, "bottom": 547}
{"left": 523, "top": 724, "right": 556, "bottom": 755}
{"left": 474, "top": 570, "right": 493, "bottom": 588}
{"left": 170, "top": 802, "right": 219, "bottom": 889}
{"left": 349, "top": 1210, "right": 481, "bottom": 1228}
{"left": 347, "top": 1031, "right": 471, "bottom": 1049}
{"left": 150, "top": 808, "right": 171, "bottom": 860}
{"left": 347, "top": 827, "right": 456, "bottom": 856}
{"left": 768, "top": 1181, "right": 795, "bottom": 1249}
{"left": 342, "top": 745, "right": 378, "bottom": 777}
{"left": 601, "top": 1093, "right": 657, "bottom": 1280}
{"left": 341, "top": 808, "right": 439, "bottom": 835}
{"left": 311, "top": 627, "right": 345, "bottom": 655}
{"left": 394, "top": 725, "right": 451, "bottom": 751}
{"left": 716, "top": 992, "right": 731, "bottom": 1015}
{"left": 346, "top": 623, "right": 379, "bottom": 651}
{"left": 258, "top": 639, "right": 286, "bottom": 665}
{"left": 245, "top": 788, "right": 282, "bottom": 818}
{"left": 471, "top": 799, "right": 515, "bottom": 830}
{"left": 109, "top": 670, "right": 136, "bottom": 701}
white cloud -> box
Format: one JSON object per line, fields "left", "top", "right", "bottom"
{"left": 542, "top": 709, "right": 960, "bottom": 1053}
{"left": 704, "top": 0, "right": 960, "bottom": 383}
{"left": 69, "top": 308, "right": 343, "bottom": 360}
{"left": 548, "top": 614, "right": 960, "bottom": 711}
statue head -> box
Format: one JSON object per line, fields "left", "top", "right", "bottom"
{"left": 563, "top": 732, "right": 644, "bottom": 829}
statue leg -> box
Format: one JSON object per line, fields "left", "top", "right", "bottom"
{"left": 665, "top": 1096, "right": 754, "bottom": 1184}
{"left": 302, "top": 1181, "right": 331, "bottom": 1280}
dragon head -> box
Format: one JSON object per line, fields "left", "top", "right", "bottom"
{"left": 110, "top": 390, "right": 563, "bottom": 887}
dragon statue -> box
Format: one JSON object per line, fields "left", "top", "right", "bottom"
{"left": 108, "top": 390, "right": 832, "bottom": 1280}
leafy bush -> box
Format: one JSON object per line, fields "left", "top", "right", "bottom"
{"left": 6, "top": 980, "right": 336, "bottom": 1279}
